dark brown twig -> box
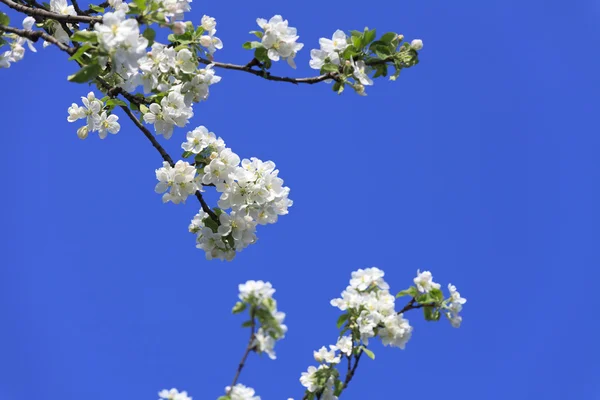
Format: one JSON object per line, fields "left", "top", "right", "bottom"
{"left": 0, "top": 0, "right": 101, "bottom": 23}
{"left": 198, "top": 57, "right": 336, "bottom": 85}
{"left": 227, "top": 312, "right": 256, "bottom": 395}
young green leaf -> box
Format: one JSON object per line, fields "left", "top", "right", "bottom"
{"left": 336, "top": 313, "right": 349, "bottom": 329}
{"left": 396, "top": 286, "right": 418, "bottom": 298}
{"left": 142, "top": 28, "right": 156, "bottom": 46}
{"left": 232, "top": 301, "right": 247, "bottom": 314}
{"left": 70, "top": 30, "right": 98, "bottom": 43}
{"left": 105, "top": 98, "right": 127, "bottom": 107}
{"left": 361, "top": 347, "right": 375, "bottom": 360}
{"left": 68, "top": 43, "right": 94, "bottom": 62}
{"left": 0, "top": 12, "right": 10, "bottom": 26}
{"left": 88, "top": 4, "right": 104, "bottom": 12}
{"left": 380, "top": 32, "right": 398, "bottom": 43}
{"left": 67, "top": 63, "right": 102, "bottom": 83}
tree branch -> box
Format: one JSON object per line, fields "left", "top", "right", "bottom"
{"left": 198, "top": 57, "right": 337, "bottom": 85}
{"left": 227, "top": 312, "right": 256, "bottom": 395}
{"left": 117, "top": 105, "right": 218, "bottom": 221}
{"left": 0, "top": 0, "right": 101, "bottom": 23}
{"left": 0, "top": 24, "right": 75, "bottom": 54}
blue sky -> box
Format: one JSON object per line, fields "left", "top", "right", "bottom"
{"left": 1, "top": 0, "right": 599, "bottom": 399}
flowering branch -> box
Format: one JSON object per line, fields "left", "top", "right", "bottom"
{"left": 0, "top": 0, "right": 100, "bottom": 23}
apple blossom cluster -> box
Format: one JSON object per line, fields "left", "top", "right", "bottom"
{"left": 256, "top": 15, "right": 303, "bottom": 68}
{"left": 222, "top": 384, "right": 261, "bottom": 400}
{"left": 67, "top": 92, "right": 121, "bottom": 139}
{"left": 407, "top": 269, "right": 467, "bottom": 327}
{"left": 155, "top": 161, "right": 199, "bottom": 204}
{"left": 308, "top": 29, "right": 424, "bottom": 95}
{"left": 0, "top": 17, "right": 36, "bottom": 68}
{"left": 330, "top": 267, "right": 413, "bottom": 349}
{"left": 158, "top": 388, "right": 192, "bottom": 400}
{"left": 232, "top": 280, "right": 287, "bottom": 360}
{"left": 184, "top": 126, "right": 292, "bottom": 261}
{"left": 94, "top": 10, "right": 148, "bottom": 79}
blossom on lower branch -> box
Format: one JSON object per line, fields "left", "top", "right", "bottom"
{"left": 299, "top": 267, "right": 467, "bottom": 398}
{"left": 158, "top": 388, "right": 191, "bottom": 400}
{"left": 224, "top": 384, "right": 261, "bottom": 400}
{"left": 233, "top": 280, "right": 287, "bottom": 360}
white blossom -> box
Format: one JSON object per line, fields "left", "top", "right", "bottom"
{"left": 314, "top": 346, "right": 341, "bottom": 364}
{"left": 155, "top": 160, "right": 198, "bottom": 204}
{"left": 227, "top": 384, "right": 260, "bottom": 400}
{"left": 257, "top": 15, "right": 303, "bottom": 68}
{"left": 413, "top": 270, "right": 441, "bottom": 293}
{"left": 300, "top": 366, "right": 319, "bottom": 393}
{"left": 158, "top": 388, "right": 191, "bottom": 400}
{"left": 334, "top": 335, "right": 353, "bottom": 356}
{"left": 96, "top": 111, "right": 121, "bottom": 139}
{"left": 411, "top": 39, "right": 423, "bottom": 50}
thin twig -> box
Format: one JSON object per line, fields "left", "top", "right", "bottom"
{"left": 227, "top": 312, "right": 256, "bottom": 394}
{"left": 117, "top": 106, "right": 218, "bottom": 221}
{"left": 198, "top": 57, "right": 336, "bottom": 85}
{"left": 0, "top": 0, "right": 101, "bottom": 23}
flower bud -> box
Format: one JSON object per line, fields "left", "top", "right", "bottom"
{"left": 397, "top": 34, "right": 404, "bottom": 42}
{"left": 410, "top": 39, "right": 423, "bottom": 51}
{"left": 77, "top": 125, "right": 89, "bottom": 140}
{"left": 199, "top": 35, "right": 212, "bottom": 48}
{"left": 172, "top": 21, "right": 186, "bottom": 35}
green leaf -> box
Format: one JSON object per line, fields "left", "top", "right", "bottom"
{"left": 254, "top": 47, "right": 268, "bottom": 62}
{"left": 142, "top": 28, "right": 155, "bottom": 46}
{"left": 0, "top": 12, "right": 10, "bottom": 26}
{"left": 350, "top": 30, "right": 362, "bottom": 37}
{"left": 67, "top": 63, "right": 101, "bottom": 83}
{"left": 88, "top": 4, "right": 104, "bottom": 13}
{"left": 213, "top": 207, "right": 224, "bottom": 217}
{"left": 336, "top": 313, "right": 349, "bottom": 329}
{"left": 363, "top": 29, "right": 376, "bottom": 46}
{"left": 182, "top": 150, "right": 193, "bottom": 158}
{"left": 396, "top": 286, "right": 418, "bottom": 298}
{"left": 320, "top": 63, "right": 339, "bottom": 74}
{"left": 133, "top": 0, "right": 146, "bottom": 11}
{"left": 249, "top": 30, "right": 263, "bottom": 39}
{"left": 232, "top": 301, "right": 246, "bottom": 314}
{"left": 105, "top": 98, "right": 127, "bottom": 107}
{"left": 139, "top": 104, "right": 149, "bottom": 114}
{"left": 68, "top": 43, "right": 94, "bottom": 62}
{"left": 129, "top": 101, "right": 139, "bottom": 112}
{"left": 242, "top": 41, "right": 252, "bottom": 50}
{"left": 241, "top": 320, "right": 253, "bottom": 328}
{"left": 334, "top": 379, "right": 344, "bottom": 396}
{"left": 416, "top": 292, "right": 436, "bottom": 305}
{"left": 423, "top": 306, "right": 440, "bottom": 321}
{"left": 341, "top": 46, "right": 359, "bottom": 60}
{"left": 430, "top": 288, "right": 444, "bottom": 303}
{"left": 217, "top": 397, "right": 230, "bottom": 400}
{"left": 380, "top": 32, "right": 398, "bottom": 43}
{"left": 70, "top": 30, "right": 98, "bottom": 43}
{"left": 361, "top": 347, "right": 375, "bottom": 360}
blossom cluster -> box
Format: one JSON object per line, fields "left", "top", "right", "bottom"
{"left": 233, "top": 280, "right": 287, "bottom": 360}
{"left": 155, "top": 160, "right": 199, "bottom": 204}
{"left": 184, "top": 126, "right": 292, "bottom": 261}
{"left": 94, "top": 10, "right": 148, "bottom": 79}
{"left": 308, "top": 29, "right": 424, "bottom": 95}
{"left": 251, "top": 15, "right": 303, "bottom": 68}
{"left": 0, "top": 17, "right": 36, "bottom": 68}
{"left": 330, "top": 267, "right": 413, "bottom": 348}
{"left": 67, "top": 92, "right": 121, "bottom": 139}
{"left": 411, "top": 269, "right": 467, "bottom": 327}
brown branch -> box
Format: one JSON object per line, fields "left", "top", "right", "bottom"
{"left": 117, "top": 105, "right": 218, "bottom": 221}
{"left": 0, "top": 24, "right": 75, "bottom": 54}
{"left": 0, "top": 0, "right": 101, "bottom": 23}
{"left": 227, "top": 312, "right": 256, "bottom": 395}
{"left": 198, "top": 57, "right": 336, "bottom": 85}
